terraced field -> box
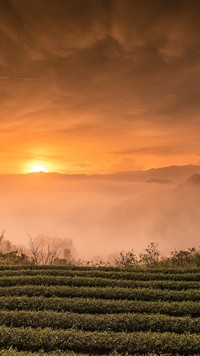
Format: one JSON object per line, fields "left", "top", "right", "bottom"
{"left": 0, "top": 266, "right": 200, "bottom": 355}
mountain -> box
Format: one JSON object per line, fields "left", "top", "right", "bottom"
{"left": 1, "top": 164, "right": 200, "bottom": 183}
{"left": 184, "top": 173, "right": 200, "bottom": 186}
{"left": 146, "top": 178, "right": 175, "bottom": 185}
{"left": 104, "top": 171, "right": 200, "bottom": 254}
{"left": 176, "top": 173, "right": 200, "bottom": 192}
{"left": 104, "top": 165, "right": 200, "bottom": 183}
{"left": 1, "top": 165, "right": 200, "bottom": 258}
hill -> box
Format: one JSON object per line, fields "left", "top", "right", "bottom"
{"left": 105, "top": 173, "right": 200, "bottom": 254}
{"left": 0, "top": 265, "right": 199, "bottom": 354}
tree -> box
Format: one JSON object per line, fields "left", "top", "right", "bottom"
{"left": 139, "top": 242, "right": 160, "bottom": 267}
{"left": 53, "top": 248, "right": 74, "bottom": 265}
{"left": 0, "top": 250, "right": 30, "bottom": 265}
{"left": 28, "top": 235, "right": 61, "bottom": 265}
{"left": 170, "top": 247, "right": 200, "bottom": 267}
{"left": 115, "top": 250, "right": 138, "bottom": 267}
{"left": 0, "top": 231, "right": 30, "bottom": 265}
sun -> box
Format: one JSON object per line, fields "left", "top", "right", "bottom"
{"left": 29, "top": 163, "right": 48, "bottom": 173}
{"left": 23, "top": 159, "right": 55, "bottom": 174}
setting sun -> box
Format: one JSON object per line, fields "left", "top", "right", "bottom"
{"left": 28, "top": 162, "right": 48, "bottom": 173}
{"left": 30, "top": 163, "right": 47, "bottom": 173}
{"left": 23, "top": 159, "right": 55, "bottom": 174}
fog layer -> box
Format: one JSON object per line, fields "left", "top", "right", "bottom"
{"left": 1, "top": 166, "right": 200, "bottom": 259}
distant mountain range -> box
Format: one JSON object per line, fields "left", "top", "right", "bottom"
{"left": 1, "top": 167, "right": 200, "bottom": 257}
{"left": 101, "top": 165, "right": 200, "bottom": 183}
{"left": 145, "top": 178, "right": 175, "bottom": 185}
{"left": 104, "top": 172, "right": 200, "bottom": 252}
{"left": 1, "top": 164, "right": 200, "bottom": 184}
{"left": 183, "top": 173, "right": 200, "bottom": 186}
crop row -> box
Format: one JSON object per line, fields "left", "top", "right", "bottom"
{"left": 0, "top": 285, "right": 199, "bottom": 301}
{"left": 0, "top": 327, "right": 200, "bottom": 354}
{"left": 0, "top": 351, "right": 88, "bottom": 356}
{"left": 0, "top": 310, "right": 199, "bottom": 333}
{"left": 0, "top": 296, "right": 199, "bottom": 317}
{"left": 0, "top": 265, "right": 200, "bottom": 274}
{"left": 0, "top": 269, "right": 200, "bottom": 281}
{"left": 0, "top": 349, "right": 190, "bottom": 356}
{"left": 0, "top": 275, "right": 199, "bottom": 291}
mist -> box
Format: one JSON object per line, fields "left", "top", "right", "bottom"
{"left": 0, "top": 167, "right": 200, "bottom": 260}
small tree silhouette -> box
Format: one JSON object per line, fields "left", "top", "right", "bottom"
{"left": 139, "top": 242, "right": 160, "bottom": 266}
{"left": 115, "top": 250, "right": 138, "bottom": 267}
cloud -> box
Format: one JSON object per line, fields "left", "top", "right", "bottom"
{"left": 108, "top": 158, "right": 144, "bottom": 172}
{"left": 112, "top": 145, "right": 195, "bottom": 156}
{"left": 1, "top": 0, "right": 200, "bottom": 171}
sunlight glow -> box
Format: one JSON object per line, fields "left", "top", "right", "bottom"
{"left": 29, "top": 163, "right": 48, "bottom": 173}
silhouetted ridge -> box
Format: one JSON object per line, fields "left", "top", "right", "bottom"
{"left": 146, "top": 178, "right": 174, "bottom": 185}
{"left": 184, "top": 173, "right": 200, "bottom": 185}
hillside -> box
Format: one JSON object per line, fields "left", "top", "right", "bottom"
{"left": 104, "top": 173, "right": 200, "bottom": 254}
{"left": 0, "top": 265, "right": 199, "bottom": 355}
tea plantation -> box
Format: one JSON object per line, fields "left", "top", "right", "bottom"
{"left": 0, "top": 266, "right": 199, "bottom": 355}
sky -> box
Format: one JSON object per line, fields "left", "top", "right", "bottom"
{"left": 1, "top": 0, "right": 200, "bottom": 174}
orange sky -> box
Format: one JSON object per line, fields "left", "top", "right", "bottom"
{"left": 1, "top": 0, "right": 200, "bottom": 174}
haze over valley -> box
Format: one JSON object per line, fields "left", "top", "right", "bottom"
{"left": 1, "top": 165, "right": 200, "bottom": 260}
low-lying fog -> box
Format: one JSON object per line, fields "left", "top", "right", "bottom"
{"left": 1, "top": 165, "right": 200, "bottom": 260}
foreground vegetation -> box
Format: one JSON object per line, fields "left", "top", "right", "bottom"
{"left": 1, "top": 229, "right": 200, "bottom": 268}
{"left": 1, "top": 222, "right": 200, "bottom": 355}
{"left": 0, "top": 265, "right": 199, "bottom": 354}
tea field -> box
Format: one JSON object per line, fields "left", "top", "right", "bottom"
{"left": 0, "top": 266, "right": 199, "bottom": 355}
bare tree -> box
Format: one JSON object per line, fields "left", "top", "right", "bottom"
{"left": 28, "top": 235, "right": 61, "bottom": 265}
